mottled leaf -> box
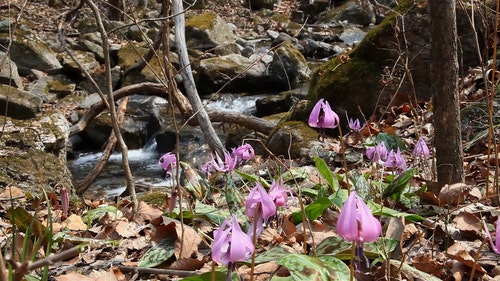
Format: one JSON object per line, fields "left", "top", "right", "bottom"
{"left": 291, "top": 197, "right": 332, "bottom": 224}
{"left": 254, "top": 244, "right": 297, "bottom": 264}
{"left": 138, "top": 237, "right": 176, "bottom": 268}
{"left": 277, "top": 254, "right": 349, "bottom": 281}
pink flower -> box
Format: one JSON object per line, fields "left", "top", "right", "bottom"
{"left": 349, "top": 118, "right": 363, "bottom": 132}
{"left": 483, "top": 217, "right": 500, "bottom": 254}
{"left": 246, "top": 183, "right": 276, "bottom": 220}
{"left": 60, "top": 186, "right": 69, "bottom": 218}
{"left": 413, "top": 139, "right": 430, "bottom": 158}
{"left": 337, "top": 191, "right": 382, "bottom": 243}
{"left": 210, "top": 150, "right": 237, "bottom": 173}
{"left": 268, "top": 178, "right": 290, "bottom": 207}
{"left": 384, "top": 148, "right": 407, "bottom": 173}
{"left": 159, "top": 152, "right": 177, "bottom": 176}
{"left": 212, "top": 215, "right": 254, "bottom": 265}
{"left": 231, "top": 143, "right": 255, "bottom": 161}
{"left": 308, "top": 98, "right": 340, "bottom": 142}
{"left": 366, "top": 142, "right": 388, "bottom": 164}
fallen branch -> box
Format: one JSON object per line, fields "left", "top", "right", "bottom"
{"left": 69, "top": 82, "right": 276, "bottom": 137}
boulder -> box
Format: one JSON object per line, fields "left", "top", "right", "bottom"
{"left": 185, "top": 12, "right": 238, "bottom": 55}
{"left": 57, "top": 49, "right": 101, "bottom": 79}
{"left": 0, "top": 23, "right": 62, "bottom": 72}
{"left": 0, "top": 52, "right": 24, "bottom": 89}
{"left": 197, "top": 53, "right": 270, "bottom": 94}
{"left": 0, "top": 85, "right": 42, "bottom": 119}
{"left": 269, "top": 41, "right": 311, "bottom": 88}
{"left": 306, "top": 0, "right": 488, "bottom": 125}
{"left": 0, "top": 110, "right": 73, "bottom": 195}
{"left": 266, "top": 121, "right": 322, "bottom": 159}
{"left": 246, "top": 0, "right": 275, "bottom": 10}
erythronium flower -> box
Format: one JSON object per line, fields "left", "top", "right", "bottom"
{"left": 349, "top": 118, "right": 363, "bottom": 132}
{"left": 384, "top": 148, "right": 407, "bottom": 173}
{"left": 211, "top": 150, "right": 237, "bottom": 173}
{"left": 366, "top": 142, "right": 388, "bottom": 164}
{"left": 60, "top": 186, "right": 69, "bottom": 219}
{"left": 201, "top": 161, "right": 214, "bottom": 177}
{"left": 246, "top": 183, "right": 276, "bottom": 220}
{"left": 413, "top": 138, "right": 430, "bottom": 158}
{"left": 337, "top": 191, "right": 382, "bottom": 243}
{"left": 212, "top": 215, "right": 254, "bottom": 266}
{"left": 246, "top": 183, "right": 277, "bottom": 238}
{"left": 268, "top": 178, "right": 291, "bottom": 208}
{"left": 159, "top": 152, "right": 177, "bottom": 176}
{"left": 231, "top": 143, "right": 255, "bottom": 161}
{"left": 308, "top": 98, "right": 340, "bottom": 142}
{"left": 483, "top": 217, "right": 500, "bottom": 254}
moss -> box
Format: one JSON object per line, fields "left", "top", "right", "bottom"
{"left": 139, "top": 191, "right": 166, "bottom": 207}
{"left": 186, "top": 12, "right": 217, "bottom": 30}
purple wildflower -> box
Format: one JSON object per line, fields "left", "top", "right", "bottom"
{"left": 483, "top": 217, "right": 500, "bottom": 254}
{"left": 159, "top": 152, "right": 177, "bottom": 176}
{"left": 212, "top": 215, "right": 254, "bottom": 265}
{"left": 231, "top": 143, "right": 255, "bottom": 161}
{"left": 366, "top": 142, "right": 388, "bottom": 164}
{"left": 413, "top": 139, "right": 430, "bottom": 158}
{"left": 211, "top": 150, "right": 237, "bottom": 173}
{"left": 308, "top": 98, "right": 340, "bottom": 142}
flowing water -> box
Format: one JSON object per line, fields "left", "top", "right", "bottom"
{"left": 68, "top": 93, "right": 265, "bottom": 199}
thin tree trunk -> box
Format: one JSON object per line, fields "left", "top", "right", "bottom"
{"left": 86, "top": 0, "right": 138, "bottom": 209}
{"left": 172, "top": 0, "right": 224, "bottom": 155}
{"left": 429, "top": 0, "right": 465, "bottom": 187}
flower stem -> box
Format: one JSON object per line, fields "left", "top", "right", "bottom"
{"left": 349, "top": 241, "right": 356, "bottom": 281}
{"left": 338, "top": 124, "right": 350, "bottom": 190}
{"left": 250, "top": 209, "right": 260, "bottom": 281}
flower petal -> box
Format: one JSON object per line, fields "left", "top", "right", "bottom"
{"left": 320, "top": 100, "right": 339, "bottom": 129}
{"left": 308, "top": 99, "right": 324, "bottom": 128}
{"left": 229, "top": 216, "right": 254, "bottom": 262}
{"left": 356, "top": 195, "right": 381, "bottom": 242}
{"left": 337, "top": 191, "right": 360, "bottom": 241}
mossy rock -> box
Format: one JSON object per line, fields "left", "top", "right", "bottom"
{"left": 266, "top": 121, "right": 321, "bottom": 159}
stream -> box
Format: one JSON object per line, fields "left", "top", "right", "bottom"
{"left": 68, "top": 93, "right": 265, "bottom": 199}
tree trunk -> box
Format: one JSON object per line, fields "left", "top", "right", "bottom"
{"left": 172, "top": 0, "right": 225, "bottom": 156}
{"left": 429, "top": 0, "right": 465, "bottom": 187}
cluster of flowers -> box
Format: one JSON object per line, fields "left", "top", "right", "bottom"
{"left": 212, "top": 177, "right": 292, "bottom": 265}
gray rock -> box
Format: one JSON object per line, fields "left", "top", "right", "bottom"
{"left": 30, "top": 75, "right": 76, "bottom": 103}
{"left": 0, "top": 26, "right": 62, "bottom": 72}
{"left": 0, "top": 84, "right": 42, "bottom": 119}
{"left": 185, "top": 12, "right": 238, "bottom": 53}
{"left": 269, "top": 41, "right": 311, "bottom": 88}
{"left": 0, "top": 51, "right": 24, "bottom": 89}
{"left": 0, "top": 110, "right": 73, "bottom": 194}
{"left": 246, "top": 0, "right": 275, "bottom": 10}
{"left": 255, "top": 92, "right": 293, "bottom": 117}
{"left": 57, "top": 49, "right": 101, "bottom": 78}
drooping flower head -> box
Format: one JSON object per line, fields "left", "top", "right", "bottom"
{"left": 246, "top": 183, "right": 276, "bottom": 221}
{"left": 60, "top": 186, "right": 69, "bottom": 218}
{"left": 210, "top": 150, "right": 237, "bottom": 173}
{"left": 159, "top": 152, "right": 177, "bottom": 176}
{"left": 246, "top": 183, "right": 277, "bottom": 239}
{"left": 384, "top": 148, "right": 407, "bottom": 173}
{"left": 366, "top": 142, "right": 388, "bottom": 164}
{"left": 349, "top": 118, "right": 363, "bottom": 132}
{"left": 231, "top": 143, "right": 255, "bottom": 161}
{"left": 413, "top": 139, "right": 430, "bottom": 158}
{"left": 308, "top": 98, "right": 340, "bottom": 142}
{"left": 483, "top": 217, "right": 500, "bottom": 254}
{"left": 212, "top": 215, "right": 254, "bottom": 265}
{"left": 337, "top": 191, "right": 382, "bottom": 243}
{"left": 268, "top": 178, "right": 291, "bottom": 208}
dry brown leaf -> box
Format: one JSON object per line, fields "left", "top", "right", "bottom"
{"left": 61, "top": 214, "right": 87, "bottom": 231}
{"left": 114, "top": 220, "right": 139, "bottom": 238}
{"left": 167, "top": 257, "right": 205, "bottom": 271}
{"left": 439, "top": 183, "right": 472, "bottom": 206}
{"left": 411, "top": 253, "right": 447, "bottom": 278}
{"left": 238, "top": 261, "right": 280, "bottom": 281}
{"left": 453, "top": 211, "right": 482, "bottom": 238}
{"left": 0, "top": 186, "right": 24, "bottom": 199}
{"left": 55, "top": 272, "right": 95, "bottom": 281}
{"left": 446, "top": 241, "right": 486, "bottom": 274}
{"left": 132, "top": 201, "right": 163, "bottom": 225}
{"left": 119, "top": 235, "right": 150, "bottom": 250}
{"left": 152, "top": 217, "right": 201, "bottom": 259}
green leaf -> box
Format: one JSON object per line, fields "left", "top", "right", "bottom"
{"left": 315, "top": 236, "right": 353, "bottom": 258}
{"left": 138, "top": 237, "right": 176, "bottom": 268}
{"left": 234, "top": 170, "right": 269, "bottom": 187}
{"left": 82, "top": 205, "right": 120, "bottom": 224}
{"left": 7, "top": 207, "right": 48, "bottom": 246}
{"left": 376, "top": 133, "right": 407, "bottom": 151}
{"left": 277, "top": 254, "right": 350, "bottom": 281}
{"left": 291, "top": 197, "right": 332, "bottom": 224}
{"left": 328, "top": 189, "right": 349, "bottom": 209}
{"left": 367, "top": 201, "right": 424, "bottom": 222}
{"left": 382, "top": 168, "right": 415, "bottom": 201}
{"left": 254, "top": 244, "right": 297, "bottom": 264}
{"left": 194, "top": 201, "right": 231, "bottom": 225}
{"left": 281, "top": 167, "right": 309, "bottom": 182}
{"left": 313, "top": 157, "right": 339, "bottom": 192}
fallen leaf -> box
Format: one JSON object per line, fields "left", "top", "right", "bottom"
{"left": 132, "top": 201, "right": 164, "bottom": 225}
{"left": 446, "top": 241, "right": 486, "bottom": 274}
{"left": 62, "top": 214, "right": 87, "bottom": 231}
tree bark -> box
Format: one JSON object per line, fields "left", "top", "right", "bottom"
{"left": 172, "top": 0, "right": 225, "bottom": 156}
{"left": 429, "top": 0, "right": 465, "bottom": 187}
